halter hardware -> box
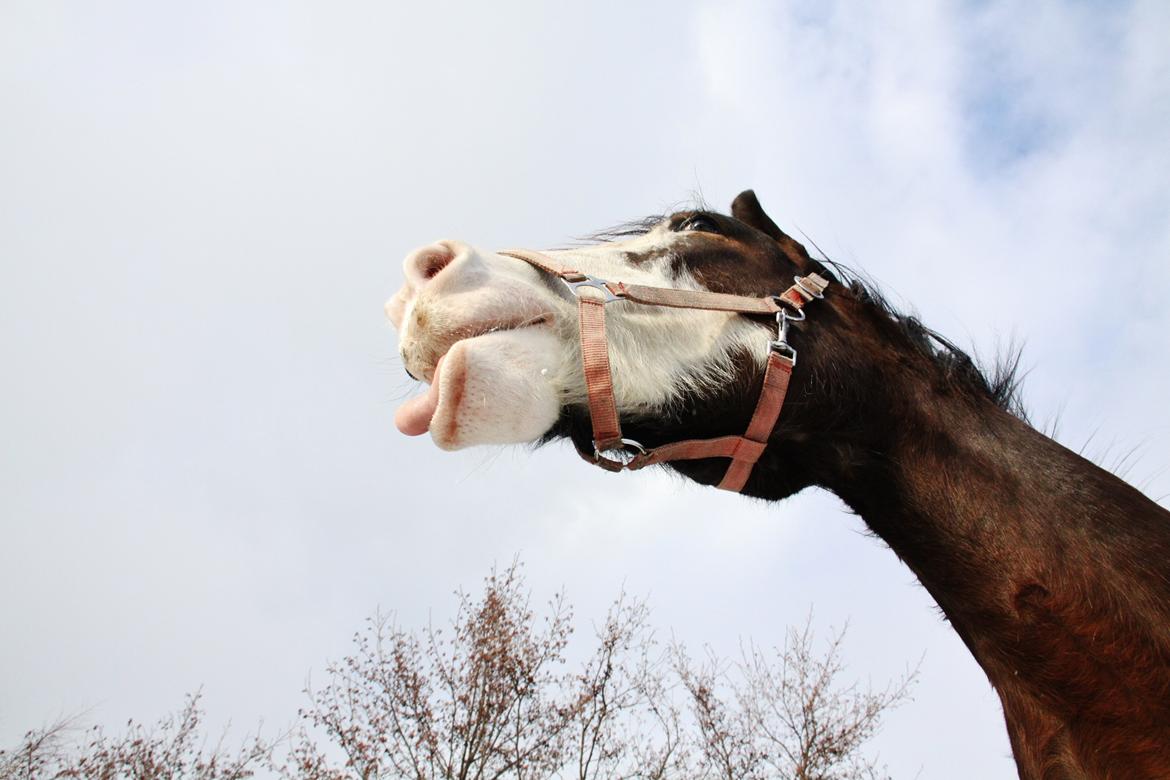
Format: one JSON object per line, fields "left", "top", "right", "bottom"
{"left": 794, "top": 275, "right": 825, "bottom": 300}
{"left": 498, "top": 248, "right": 829, "bottom": 492}
{"left": 770, "top": 310, "right": 798, "bottom": 366}
{"left": 593, "top": 438, "right": 648, "bottom": 470}
{"left": 562, "top": 274, "right": 625, "bottom": 304}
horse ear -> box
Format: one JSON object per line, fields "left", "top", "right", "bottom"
{"left": 730, "top": 189, "right": 814, "bottom": 269}
{"left": 731, "top": 190, "right": 784, "bottom": 238}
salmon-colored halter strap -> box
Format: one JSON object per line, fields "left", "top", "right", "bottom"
{"left": 498, "top": 249, "right": 829, "bottom": 493}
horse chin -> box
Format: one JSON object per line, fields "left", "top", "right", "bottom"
{"left": 421, "top": 327, "right": 562, "bottom": 451}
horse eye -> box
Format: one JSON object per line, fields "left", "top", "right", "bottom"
{"left": 680, "top": 215, "right": 720, "bottom": 234}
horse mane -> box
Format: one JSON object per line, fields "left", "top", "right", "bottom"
{"left": 811, "top": 256, "right": 1030, "bottom": 423}
{"left": 579, "top": 214, "right": 668, "bottom": 243}
{"left": 578, "top": 197, "right": 709, "bottom": 243}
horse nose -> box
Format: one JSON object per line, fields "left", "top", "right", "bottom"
{"left": 388, "top": 242, "right": 470, "bottom": 332}
{"left": 388, "top": 240, "right": 478, "bottom": 331}
{"left": 403, "top": 241, "right": 460, "bottom": 289}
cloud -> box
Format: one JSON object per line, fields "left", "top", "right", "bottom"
{"left": 1, "top": 2, "right": 1166, "bottom": 779}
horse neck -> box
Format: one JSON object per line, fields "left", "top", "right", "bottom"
{"left": 798, "top": 302, "right": 1170, "bottom": 723}
{"left": 825, "top": 389, "right": 1170, "bottom": 631}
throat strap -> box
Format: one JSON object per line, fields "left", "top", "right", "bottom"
{"left": 716, "top": 350, "right": 793, "bottom": 491}
{"left": 499, "top": 249, "right": 828, "bottom": 493}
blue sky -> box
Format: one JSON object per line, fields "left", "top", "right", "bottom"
{"left": 957, "top": 1, "right": 1124, "bottom": 169}
{"left": 2, "top": 2, "right": 1168, "bottom": 777}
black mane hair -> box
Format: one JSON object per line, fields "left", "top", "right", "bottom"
{"left": 579, "top": 214, "right": 667, "bottom": 243}
{"left": 578, "top": 196, "right": 712, "bottom": 244}
{"left": 811, "top": 256, "right": 1029, "bottom": 422}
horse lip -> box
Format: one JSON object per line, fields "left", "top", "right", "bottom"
{"left": 414, "top": 313, "right": 555, "bottom": 384}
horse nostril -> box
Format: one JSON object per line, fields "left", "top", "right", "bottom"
{"left": 407, "top": 244, "right": 457, "bottom": 286}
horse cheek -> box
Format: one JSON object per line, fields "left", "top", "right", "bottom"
{"left": 430, "top": 328, "right": 562, "bottom": 450}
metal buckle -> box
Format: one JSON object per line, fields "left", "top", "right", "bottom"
{"left": 564, "top": 275, "right": 623, "bottom": 304}
{"left": 794, "top": 276, "right": 825, "bottom": 299}
{"left": 769, "top": 341, "right": 797, "bottom": 365}
{"left": 593, "top": 438, "right": 647, "bottom": 469}
{"left": 768, "top": 310, "right": 798, "bottom": 366}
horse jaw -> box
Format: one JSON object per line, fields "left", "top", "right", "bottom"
{"left": 395, "top": 326, "right": 564, "bottom": 450}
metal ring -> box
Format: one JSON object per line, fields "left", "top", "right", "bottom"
{"left": 776, "top": 307, "right": 805, "bottom": 323}
{"left": 593, "top": 438, "right": 647, "bottom": 467}
{"left": 768, "top": 295, "right": 807, "bottom": 319}
{"left": 794, "top": 276, "right": 825, "bottom": 299}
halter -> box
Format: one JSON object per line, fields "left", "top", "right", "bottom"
{"left": 499, "top": 249, "right": 829, "bottom": 493}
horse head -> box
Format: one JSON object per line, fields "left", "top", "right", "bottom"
{"left": 388, "top": 190, "right": 835, "bottom": 494}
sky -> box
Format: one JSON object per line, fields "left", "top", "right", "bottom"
{"left": 2, "top": 1, "right": 1169, "bottom": 777}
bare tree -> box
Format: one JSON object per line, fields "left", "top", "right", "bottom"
{"left": 3, "top": 563, "right": 915, "bottom": 780}
{"left": 288, "top": 563, "right": 914, "bottom": 779}
{"left": 675, "top": 619, "right": 916, "bottom": 780}
{"left": 0, "top": 692, "right": 274, "bottom": 780}
{"left": 287, "top": 564, "right": 674, "bottom": 780}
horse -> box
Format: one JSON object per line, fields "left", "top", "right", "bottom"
{"left": 386, "top": 189, "right": 1170, "bottom": 778}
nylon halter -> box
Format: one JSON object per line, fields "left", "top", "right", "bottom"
{"left": 499, "top": 249, "right": 829, "bottom": 493}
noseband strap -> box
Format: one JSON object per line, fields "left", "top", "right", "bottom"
{"left": 499, "top": 249, "right": 829, "bottom": 493}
